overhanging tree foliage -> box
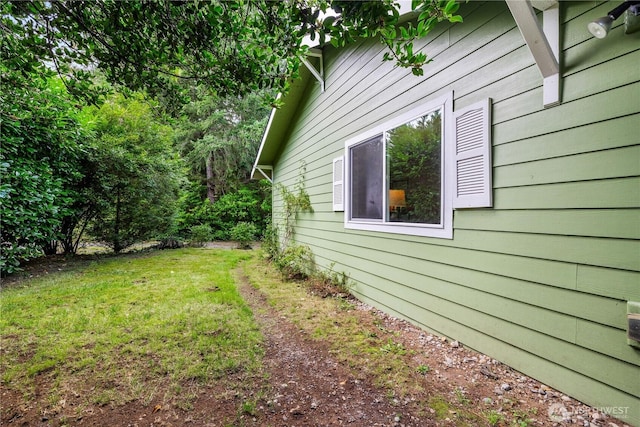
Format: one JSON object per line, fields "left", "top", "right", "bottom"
{"left": 0, "top": 0, "right": 463, "bottom": 273}
{"left": 1, "top": 0, "right": 462, "bottom": 106}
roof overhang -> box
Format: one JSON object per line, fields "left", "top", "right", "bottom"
{"left": 251, "top": 55, "right": 315, "bottom": 180}
{"left": 252, "top": 0, "right": 563, "bottom": 181}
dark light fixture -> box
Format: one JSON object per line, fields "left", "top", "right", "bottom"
{"left": 588, "top": 0, "right": 640, "bottom": 38}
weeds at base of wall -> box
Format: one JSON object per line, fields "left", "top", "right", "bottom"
{"left": 265, "top": 242, "right": 355, "bottom": 296}
{"left": 260, "top": 222, "right": 280, "bottom": 261}
{"left": 272, "top": 244, "right": 315, "bottom": 280}
{"left": 265, "top": 161, "right": 354, "bottom": 296}
{"left": 261, "top": 221, "right": 314, "bottom": 280}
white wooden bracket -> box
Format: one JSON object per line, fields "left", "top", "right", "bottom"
{"left": 507, "top": 0, "right": 561, "bottom": 108}
{"left": 301, "top": 48, "right": 324, "bottom": 93}
{"left": 254, "top": 165, "right": 273, "bottom": 183}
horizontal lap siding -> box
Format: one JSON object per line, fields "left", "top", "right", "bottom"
{"left": 271, "top": 1, "right": 640, "bottom": 423}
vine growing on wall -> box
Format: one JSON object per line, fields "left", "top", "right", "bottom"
{"left": 263, "top": 162, "right": 315, "bottom": 279}
{"left": 264, "top": 163, "right": 354, "bottom": 292}
{"left": 276, "top": 161, "right": 313, "bottom": 247}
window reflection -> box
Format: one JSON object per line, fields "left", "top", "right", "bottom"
{"left": 386, "top": 110, "right": 442, "bottom": 224}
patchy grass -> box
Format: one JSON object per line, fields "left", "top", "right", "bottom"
{"left": 429, "top": 395, "right": 452, "bottom": 420}
{"left": 242, "top": 255, "right": 422, "bottom": 395}
{"left": 2, "top": 248, "right": 547, "bottom": 426}
{"left": 1, "top": 249, "right": 262, "bottom": 412}
{"left": 242, "top": 254, "right": 490, "bottom": 426}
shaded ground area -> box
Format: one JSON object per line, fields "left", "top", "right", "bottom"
{"left": 230, "top": 273, "right": 629, "bottom": 427}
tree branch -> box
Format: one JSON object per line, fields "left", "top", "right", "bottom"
{"left": 52, "top": 2, "right": 198, "bottom": 81}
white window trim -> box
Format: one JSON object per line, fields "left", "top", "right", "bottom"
{"left": 343, "top": 92, "right": 454, "bottom": 239}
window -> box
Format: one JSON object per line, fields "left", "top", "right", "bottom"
{"left": 343, "top": 92, "right": 454, "bottom": 238}
{"left": 338, "top": 93, "right": 491, "bottom": 239}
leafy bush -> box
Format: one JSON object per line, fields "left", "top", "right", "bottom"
{"left": 85, "top": 93, "right": 182, "bottom": 253}
{"left": 189, "top": 224, "right": 213, "bottom": 247}
{"left": 0, "top": 77, "right": 85, "bottom": 274}
{"left": 178, "top": 184, "right": 270, "bottom": 240}
{"left": 230, "top": 222, "right": 257, "bottom": 249}
{"left": 273, "top": 244, "right": 315, "bottom": 280}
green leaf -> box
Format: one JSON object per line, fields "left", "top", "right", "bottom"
{"left": 418, "top": 10, "right": 431, "bottom": 21}
{"left": 323, "top": 15, "right": 336, "bottom": 28}
{"left": 406, "top": 42, "right": 413, "bottom": 58}
{"left": 417, "top": 20, "right": 426, "bottom": 36}
{"left": 444, "top": 0, "right": 460, "bottom": 15}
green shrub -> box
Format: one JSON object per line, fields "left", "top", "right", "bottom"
{"left": 0, "top": 78, "right": 86, "bottom": 274}
{"left": 177, "top": 185, "right": 271, "bottom": 241}
{"left": 230, "top": 222, "right": 257, "bottom": 249}
{"left": 210, "top": 229, "right": 228, "bottom": 241}
{"left": 273, "top": 244, "right": 314, "bottom": 280}
{"left": 189, "top": 224, "right": 212, "bottom": 246}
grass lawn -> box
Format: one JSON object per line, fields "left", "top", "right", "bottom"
{"left": 2, "top": 248, "right": 549, "bottom": 426}
{"left": 1, "top": 249, "right": 262, "bottom": 414}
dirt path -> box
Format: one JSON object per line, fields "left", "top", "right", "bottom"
{"left": 236, "top": 274, "right": 434, "bottom": 427}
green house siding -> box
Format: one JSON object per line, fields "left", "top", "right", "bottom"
{"left": 266, "top": 1, "right": 640, "bottom": 423}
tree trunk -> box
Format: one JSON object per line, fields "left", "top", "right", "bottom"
{"left": 206, "top": 154, "right": 216, "bottom": 204}
{"left": 42, "top": 240, "right": 58, "bottom": 255}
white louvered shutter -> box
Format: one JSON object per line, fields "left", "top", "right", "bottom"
{"left": 332, "top": 156, "right": 344, "bottom": 211}
{"left": 453, "top": 99, "right": 492, "bottom": 208}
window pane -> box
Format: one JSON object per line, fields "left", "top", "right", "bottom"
{"left": 350, "top": 135, "right": 383, "bottom": 220}
{"left": 387, "top": 109, "right": 442, "bottom": 224}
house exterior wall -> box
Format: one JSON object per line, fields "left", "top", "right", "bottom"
{"left": 269, "top": 1, "right": 640, "bottom": 423}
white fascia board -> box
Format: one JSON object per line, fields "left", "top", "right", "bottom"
{"left": 251, "top": 101, "right": 279, "bottom": 180}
